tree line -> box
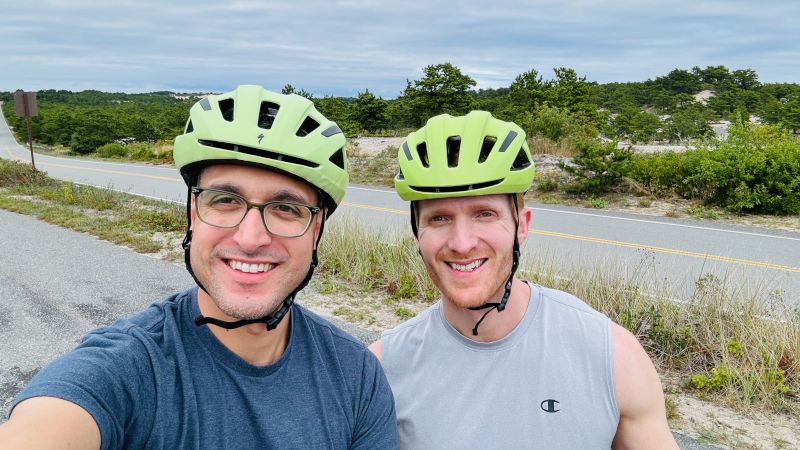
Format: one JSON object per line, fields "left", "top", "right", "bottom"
{"left": 2, "top": 63, "right": 799, "bottom": 153}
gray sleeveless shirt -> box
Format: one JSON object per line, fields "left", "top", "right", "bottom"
{"left": 380, "top": 283, "right": 619, "bottom": 449}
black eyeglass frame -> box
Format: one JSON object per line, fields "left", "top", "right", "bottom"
{"left": 191, "top": 187, "right": 321, "bottom": 238}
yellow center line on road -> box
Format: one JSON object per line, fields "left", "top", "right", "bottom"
{"left": 534, "top": 229, "right": 800, "bottom": 273}
{"left": 341, "top": 201, "right": 800, "bottom": 274}
{"left": 32, "top": 161, "right": 179, "bottom": 182}
{"left": 341, "top": 201, "right": 409, "bottom": 215}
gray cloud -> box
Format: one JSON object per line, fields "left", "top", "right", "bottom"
{"left": 1, "top": 0, "right": 798, "bottom": 97}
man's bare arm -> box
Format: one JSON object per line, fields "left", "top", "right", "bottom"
{"left": 0, "top": 397, "right": 100, "bottom": 449}
{"left": 611, "top": 323, "right": 678, "bottom": 450}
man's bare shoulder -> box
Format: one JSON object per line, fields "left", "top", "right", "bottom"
{"left": 611, "top": 323, "right": 678, "bottom": 449}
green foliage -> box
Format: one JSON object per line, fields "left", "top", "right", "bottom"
{"left": 559, "top": 140, "right": 634, "bottom": 194}
{"left": 654, "top": 69, "right": 703, "bottom": 95}
{"left": 586, "top": 197, "right": 605, "bottom": 208}
{"left": 1, "top": 90, "right": 189, "bottom": 154}
{"left": 3, "top": 65, "right": 800, "bottom": 179}
{"left": 688, "top": 206, "right": 719, "bottom": 220}
{"left": 508, "top": 68, "right": 550, "bottom": 115}
{"left": 630, "top": 122, "right": 800, "bottom": 214}
{"left": 551, "top": 67, "right": 591, "bottom": 113}
{"left": 281, "top": 84, "right": 313, "bottom": 99}
{"left": 535, "top": 174, "right": 559, "bottom": 192}
{"left": 522, "top": 105, "right": 573, "bottom": 142}
{"left": 663, "top": 105, "right": 712, "bottom": 143}
{"left": 689, "top": 366, "right": 733, "bottom": 391}
{"left": 399, "top": 62, "right": 476, "bottom": 126}
{"left": 95, "top": 143, "right": 128, "bottom": 158}
{"left": 726, "top": 340, "right": 744, "bottom": 359}
{"left": 313, "top": 96, "right": 359, "bottom": 136}
{"left": 394, "top": 306, "right": 415, "bottom": 320}
{"left": 613, "top": 106, "right": 661, "bottom": 143}
{"left": 0, "top": 160, "right": 54, "bottom": 187}
{"left": 351, "top": 90, "right": 389, "bottom": 132}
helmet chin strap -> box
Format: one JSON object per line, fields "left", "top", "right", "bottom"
{"left": 193, "top": 250, "right": 317, "bottom": 331}
{"left": 183, "top": 185, "right": 325, "bottom": 332}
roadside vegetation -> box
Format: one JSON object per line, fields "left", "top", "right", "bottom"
{"left": 3, "top": 63, "right": 799, "bottom": 218}
{"left": 1, "top": 158, "right": 797, "bottom": 420}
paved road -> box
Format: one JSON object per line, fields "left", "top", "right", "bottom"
{"left": 1, "top": 106, "right": 798, "bottom": 305}
{"left": 0, "top": 209, "right": 719, "bottom": 448}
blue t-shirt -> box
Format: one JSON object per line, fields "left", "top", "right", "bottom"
{"left": 12, "top": 288, "right": 397, "bottom": 449}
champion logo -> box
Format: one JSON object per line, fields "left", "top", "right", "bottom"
{"left": 540, "top": 399, "right": 560, "bottom": 413}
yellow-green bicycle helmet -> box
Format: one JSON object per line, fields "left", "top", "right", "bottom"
{"left": 395, "top": 110, "right": 534, "bottom": 201}
{"left": 174, "top": 84, "right": 347, "bottom": 213}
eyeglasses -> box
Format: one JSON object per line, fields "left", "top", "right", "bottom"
{"left": 192, "top": 187, "right": 320, "bottom": 238}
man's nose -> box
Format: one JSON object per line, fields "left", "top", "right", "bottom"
{"left": 447, "top": 219, "right": 478, "bottom": 255}
{"left": 233, "top": 207, "right": 272, "bottom": 251}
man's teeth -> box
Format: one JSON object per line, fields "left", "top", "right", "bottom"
{"left": 449, "top": 259, "right": 485, "bottom": 272}
{"left": 228, "top": 260, "right": 273, "bottom": 273}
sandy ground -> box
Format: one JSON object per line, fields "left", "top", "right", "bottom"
{"left": 349, "top": 136, "right": 405, "bottom": 155}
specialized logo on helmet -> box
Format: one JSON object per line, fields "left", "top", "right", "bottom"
{"left": 257, "top": 133, "right": 264, "bottom": 144}
{"left": 540, "top": 399, "right": 560, "bottom": 413}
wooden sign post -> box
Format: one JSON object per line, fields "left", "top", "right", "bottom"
{"left": 13, "top": 90, "right": 38, "bottom": 171}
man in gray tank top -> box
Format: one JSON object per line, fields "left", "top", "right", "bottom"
{"left": 369, "top": 111, "right": 678, "bottom": 449}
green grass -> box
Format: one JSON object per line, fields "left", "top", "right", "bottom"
{"left": 0, "top": 160, "right": 184, "bottom": 256}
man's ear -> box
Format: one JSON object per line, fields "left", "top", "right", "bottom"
{"left": 517, "top": 206, "right": 532, "bottom": 244}
{"left": 312, "top": 208, "right": 326, "bottom": 249}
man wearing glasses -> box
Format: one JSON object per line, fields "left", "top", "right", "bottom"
{"left": 0, "top": 86, "right": 397, "bottom": 449}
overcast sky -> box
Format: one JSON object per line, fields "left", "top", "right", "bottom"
{"left": 2, "top": 0, "right": 798, "bottom": 98}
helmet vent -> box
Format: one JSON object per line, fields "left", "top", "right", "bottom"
{"left": 185, "top": 119, "right": 194, "bottom": 133}
{"left": 411, "top": 179, "right": 502, "bottom": 193}
{"left": 197, "top": 140, "right": 320, "bottom": 168}
{"left": 416, "top": 142, "right": 429, "bottom": 168}
{"left": 296, "top": 117, "right": 320, "bottom": 137}
{"left": 478, "top": 136, "right": 496, "bottom": 163}
{"left": 218, "top": 99, "right": 235, "bottom": 122}
{"left": 446, "top": 136, "right": 461, "bottom": 168}
{"left": 511, "top": 147, "right": 532, "bottom": 171}
{"left": 329, "top": 147, "right": 345, "bottom": 169}
{"left": 258, "top": 102, "right": 280, "bottom": 129}
{"left": 498, "top": 130, "right": 518, "bottom": 153}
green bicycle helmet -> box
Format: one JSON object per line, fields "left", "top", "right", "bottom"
{"left": 173, "top": 85, "right": 348, "bottom": 332}
{"left": 395, "top": 110, "right": 534, "bottom": 201}
{"left": 174, "top": 84, "right": 347, "bottom": 213}
{"left": 395, "top": 111, "right": 535, "bottom": 336}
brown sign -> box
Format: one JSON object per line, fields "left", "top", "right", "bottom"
{"left": 13, "top": 90, "right": 38, "bottom": 117}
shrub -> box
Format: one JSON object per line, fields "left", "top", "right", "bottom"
{"left": 559, "top": 140, "right": 634, "bottom": 194}
{"left": 95, "top": 143, "right": 128, "bottom": 158}
{"left": 629, "top": 122, "right": 800, "bottom": 215}
{"left": 586, "top": 197, "right": 605, "bottom": 208}
{"left": 0, "top": 160, "right": 54, "bottom": 187}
